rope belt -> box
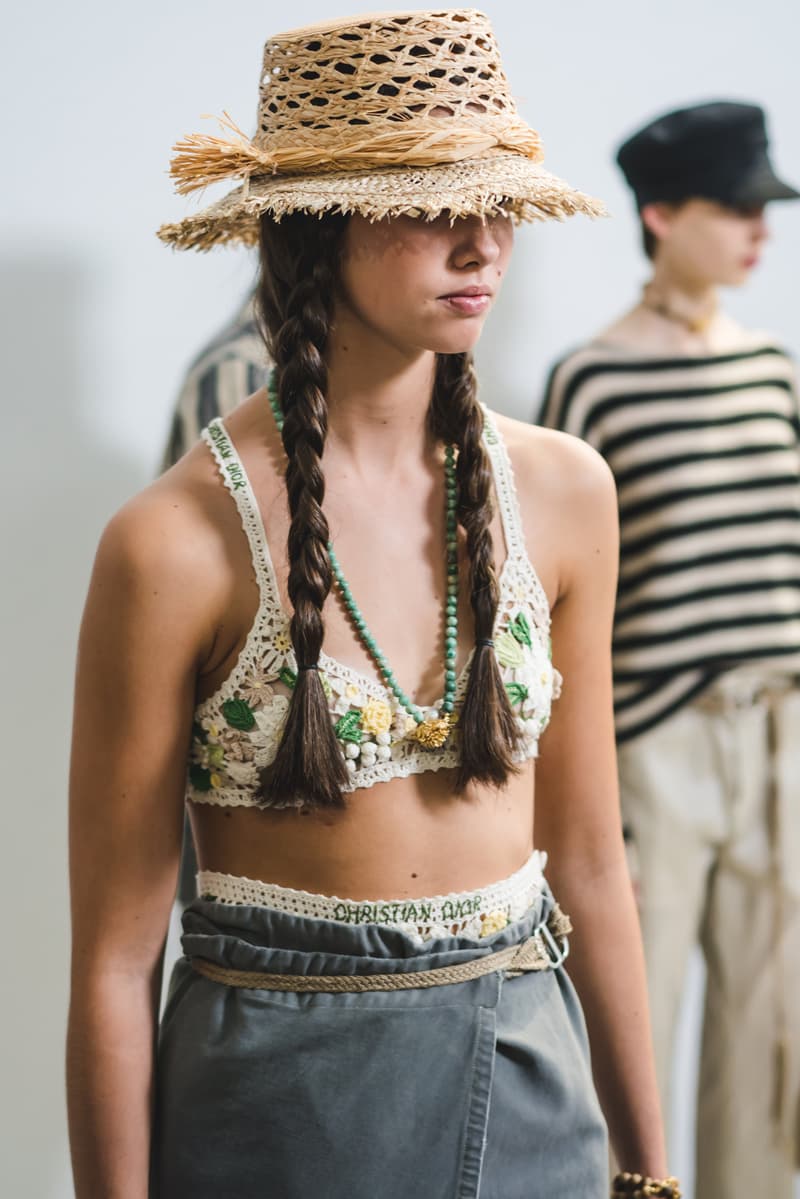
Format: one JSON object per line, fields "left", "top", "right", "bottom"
{"left": 191, "top": 904, "right": 572, "bottom": 994}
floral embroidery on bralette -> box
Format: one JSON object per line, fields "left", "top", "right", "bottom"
{"left": 188, "top": 409, "right": 561, "bottom": 809}
{"left": 497, "top": 607, "right": 562, "bottom": 745}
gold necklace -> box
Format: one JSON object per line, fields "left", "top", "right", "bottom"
{"left": 640, "top": 285, "right": 717, "bottom": 336}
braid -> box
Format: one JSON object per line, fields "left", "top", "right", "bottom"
{"left": 255, "top": 213, "right": 350, "bottom": 808}
{"left": 431, "top": 353, "right": 520, "bottom": 789}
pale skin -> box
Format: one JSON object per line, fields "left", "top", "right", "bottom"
{"left": 67, "top": 212, "right": 666, "bottom": 1196}
{"left": 597, "top": 197, "right": 769, "bottom": 355}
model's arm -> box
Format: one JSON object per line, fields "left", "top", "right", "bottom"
{"left": 67, "top": 485, "right": 218, "bottom": 1199}
{"left": 533, "top": 436, "right": 667, "bottom": 1177}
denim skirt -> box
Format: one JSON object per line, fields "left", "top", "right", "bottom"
{"left": 152, "top": 884, "right": 608, "bottom": 1197}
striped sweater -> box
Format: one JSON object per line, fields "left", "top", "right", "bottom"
{"left": 540, "top": 339, "right": 800, "bottom": 741}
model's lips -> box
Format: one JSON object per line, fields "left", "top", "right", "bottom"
{"left": 438, "top": 287, "right": 493, "bottom": 314}
{"left": 742, "top": 255, "right": 760, "bottom": 269}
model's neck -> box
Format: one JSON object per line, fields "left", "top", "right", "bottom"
{"left": 643, "top": 259, "right": 718, "bottom": 330}
{"left": 322, "top": 312, "right": 441, "bottom": 475}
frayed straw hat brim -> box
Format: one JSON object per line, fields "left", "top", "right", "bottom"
{"left": 158, "top": 153, "right": 606, "bottom": 251}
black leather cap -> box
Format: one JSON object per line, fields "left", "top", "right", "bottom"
{"left": 616, "top": 100, "right": 799, "bottom": 209}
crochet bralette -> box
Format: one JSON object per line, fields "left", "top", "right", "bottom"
{"left": 187, "top": 408, "right": 561, "bottom": 810}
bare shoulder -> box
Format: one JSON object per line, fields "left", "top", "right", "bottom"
{"left": 489, "top": 411, "right": 617, "bottom": 600}
{"left": 490, "top": 410, "right": 616, "bottom": 516}
{"left": 92, "top": 438, "right": 237, "bottom": 629}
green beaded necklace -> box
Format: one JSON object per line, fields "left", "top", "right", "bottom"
{"left": 267, "top": 379, "right": 459, "bottom": 749}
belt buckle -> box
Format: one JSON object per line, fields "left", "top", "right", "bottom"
{"left": 539, "top": 918, "right": 570, "bottom": 969}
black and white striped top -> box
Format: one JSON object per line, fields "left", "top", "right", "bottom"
{"left": 540, "top": 339, "right": 800, "bottom": 741}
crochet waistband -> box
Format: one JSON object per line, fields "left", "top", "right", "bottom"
{"left": 197, "top": 849, "right": 547, "bottom": 945}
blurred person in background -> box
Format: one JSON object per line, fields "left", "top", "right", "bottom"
{"left": 540, "top": 100, "right": 800, "bottom": 1198}
{"left": 160, "top": 294, "right": 264, "bottom": 471}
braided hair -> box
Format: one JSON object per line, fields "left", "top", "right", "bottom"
{"left": 256, "top": 212, "right": 350, "bottom": 807}
{"left": 255, "top": 212, "right": 519, "bottom": 808}
{"left": 430, "top": 353, "right": 520, "bottom": 790}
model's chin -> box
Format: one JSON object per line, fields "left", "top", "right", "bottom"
{"left": 425, "top": 317, "right": 489, "bottom": 356}
{"left": 720, "top": 264, "right": 754, "bottom": 289}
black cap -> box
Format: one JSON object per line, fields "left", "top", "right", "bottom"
{"left": 616, "top": 100, "right": 799, "bottom": 209}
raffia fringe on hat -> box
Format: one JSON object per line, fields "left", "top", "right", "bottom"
{"left": 169, "top": 111, "right": 545, "bottom": 194}
{"left": 158, "top": 9, "right": 606, "bottom": 251}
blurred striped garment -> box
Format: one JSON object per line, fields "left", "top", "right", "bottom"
{"left": 161, "top": 296, "right": 268, "bottom": 469}
{"left": 539, "top": 339, "right": 800, "bottom": 741}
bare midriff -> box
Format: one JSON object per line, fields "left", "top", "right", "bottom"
{"left": 189, "top": 761, "right": 536, "bottom": 900}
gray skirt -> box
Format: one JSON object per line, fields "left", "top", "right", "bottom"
{"left": 153, "top": 885, "right": 608, "bottom": 1197}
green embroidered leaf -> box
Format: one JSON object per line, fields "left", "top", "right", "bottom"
{"left": 221, "top": 698, "right": 256, "bottom": 731}
{"left": 279, "top": 667, "right": 297, "bottom": 690}
{"left": 192, "top": 721, "right": 207, "bottom": 745}
{"left": 509, "top": 611, "right": 532, "bottom": 648}
{"left": 505, "top": 682, "right": 529, "bottom": 707}
{"left": 189, "top": 764, "right": 212, "bottom": 792}
{"left": 207, "top": 744, "right": 225, "bottom": 768}
{"left": 320, "top": 672, "right": 333, "bottom": 700}
{"left": 496, "top": 630, "right": 525, "bottom": 670}
{"left": 335, "top": 710, "right": 363, "bottom": 744}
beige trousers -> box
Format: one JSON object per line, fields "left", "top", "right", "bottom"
{"left": 617, "top": 670, "right": 800, "bottom": 1199}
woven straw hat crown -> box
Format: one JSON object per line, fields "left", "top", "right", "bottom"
{"left": 159, "top": 9, "right": 603, "bottom": 250}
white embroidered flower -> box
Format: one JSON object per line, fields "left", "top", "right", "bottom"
{"left": 248, "top": 696, "right": 291, "bottom": 764}
{"left": 327, "top": 673, "right": 366, "bottom": 715}
{"left": 224, "top": 759, "right": 260, "bottom": 787}
{"left": 258, "top": 617, "right": 294, "bottom": 678}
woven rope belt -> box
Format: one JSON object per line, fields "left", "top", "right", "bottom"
{"left": 191, "top": 905, "right": 572, "bottom": 994}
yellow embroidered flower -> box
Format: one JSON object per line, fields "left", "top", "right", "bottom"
{"left": 209, "top": 772, "right": 223, "bottom": 789}
{"left": 345, "top": 682, "right": 362, "bottom": 701}
{"left": 480, "top": 910, "right": 509, "bottom": 937}
{"left": 274, "top": 630, "right": 292, "bottom": 653}
{"left": 361, "top": 698, "right": 393, "bottom": 737}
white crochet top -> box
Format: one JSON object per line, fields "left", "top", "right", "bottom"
{"left": 187, "top": 409, "right": 561, "bottom": 810}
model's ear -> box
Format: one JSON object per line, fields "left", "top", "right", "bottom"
{"left": 640, "top": 201, "right": 676, "bottom": 243}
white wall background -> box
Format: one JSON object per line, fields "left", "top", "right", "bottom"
{"left": 2, "top": 2, "right": 798, "bottom": 1195}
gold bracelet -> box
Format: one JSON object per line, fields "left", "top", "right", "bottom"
{"left": 611, "top": 1172, "right": 682, "bottom": 1198}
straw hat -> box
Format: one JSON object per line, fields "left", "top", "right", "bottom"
{"left": 158, "top": 8, "right": 604, "bottom": 251}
